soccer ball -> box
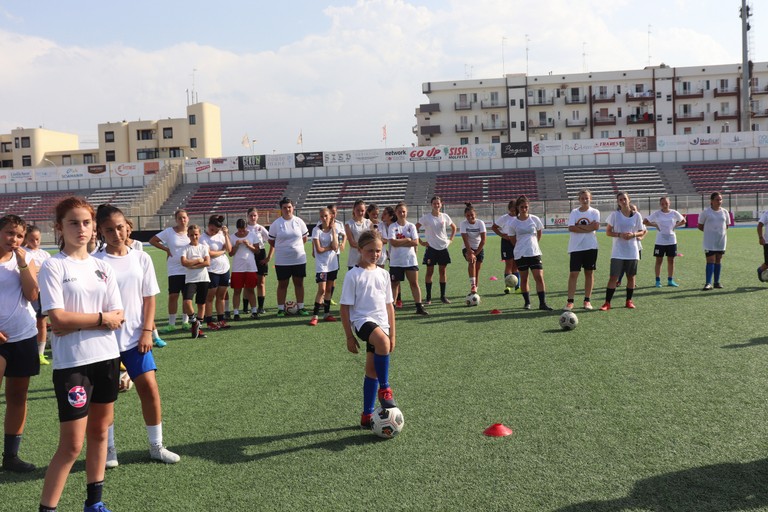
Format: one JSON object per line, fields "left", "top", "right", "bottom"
{"left": 504, "top": 274, "right": 519, "bottom": 288}
{"left": 466, "top": 292, "right": 481, "bottom": 306}
{"left": 761, "top": 268, "right": 768, "bottom": 283}
{"left": 118, "top": 371, "right": 133, "bottom": 392}
{"left": 370, "top": 406, "right": 405, "bottom": 439}
{"left": 559, "top": 311, "right": 579, "bottom": 330}
{"left": 284, "top": 301, "right": 299, "bottom": 315}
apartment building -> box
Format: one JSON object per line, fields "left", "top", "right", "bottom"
{"left": 0, "top": 102, "right": 222, "bottom": 168}
{"left": 414, "top": 62, "right": 768, "bottom": 146}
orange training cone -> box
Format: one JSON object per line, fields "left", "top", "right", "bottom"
{"left": 483, "top": 423, "right": 513, "bottom": 437}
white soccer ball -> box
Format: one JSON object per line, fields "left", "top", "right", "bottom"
{"left": 504, "top": 274, "right": 519, "bottom": 288}
{"left": 761, "top": 268, "right": 768, "bottom": 283}
{"left": 559, "top": 311, "right": 579, "bottom": 330}
{"left": 284, "top": 301, "right": 299, "bottom": 315}
{"left": 118, "top": 371, "right": 133, "bottom": 392}
{"left": 370, "top": 406, "right": 405, "bottom": 439}
{"left": 466, "top": 292, "right": 481, "bottom": 307}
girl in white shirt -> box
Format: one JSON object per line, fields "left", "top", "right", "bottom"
{"left": 246, "top": 207, "right": 272, "bottom": 316}
{"left": 201, "top": 215, "right": 232, "bottom": 330}
{"left": 600, "top": 192, "right": 645, "bottom": 310}
{"left": 229, "top": 219, "right": 260, "bottom": 320}
{"left": 125, "top": 218, "right": 165, "bottom": 347}
{"left": 310, "top": 208, "right": 340, "bottom": 325}
{"left": 149, "top": 209, "right": 190, "bottom": 331}
{"left": 565, "top": 189, "right": 601, "bottom": 311}
{"left": 644, "top": 196, "right": 686, "bottom": 288}
{"left": 23, "top": 224, "right": 51, "bottom": 365}
{"left": 39, "top": 197, "right": 124, "bottom": 512}
{"left": 94, "top": 204, "right": 179, "bottom": 469}
{"left": 459, "top": 203, "right": 487, "bottom": 294}
{"left": 698, "top": 191, "right": 729, "bottom": 290}
{"left": 416, "top": 196, "right": 456, "bottom": 305}
{"left": 506, "top": 196, "right": 553, "bottom": 311}
{"left": 268, "top": 197, "right": 310, "bottom": 316}
{"left": 388, "top": 202, "right": 428, "bottom": 316}
{"left": 0, "top": 215, "right": 40, "bottom": 474}
{"left": 491, "top": 200, "right": 520, "bottom": 294}
{"left": 181, "top": 225, "right": 211, "bottom": 339}
{"left": 345, "top": 200, "right": 372, "bottom": 270}
{"left": 340, "top": 230, "right": 397, "bottom": 429}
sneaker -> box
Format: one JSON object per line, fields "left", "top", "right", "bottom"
{"left": 2, "top": 454, "right": 35, "bottom": 473}
{"left": 440, "top": 297, "right": 451, "bottom": 304}
{"left": 309, "top": 316, "right": 319, "bottom": 326}
{"left": 83, "top": 501, "right": 112, "bottom": 512}
{"left": 424, "top": 299, "right": 432, "bottom": 305}
{"left": 713, "top": 282, "right": 723, "bottom": 289}
{"left": 563, "top": 302, "right": 574, "bottom": 311}
{"left": 523, "top": 303, "right": 531, "bottom": 310}
{"left": 330, "top": 299, "right": 338, "bottom": 306}
{"left": 625, "top": 300, "right": 636, "bottom": 309}
{"left": 616, "top": 280, "right": 622, "bottom": 287}
{"left": 655, "top": 280, "right": 662, "bottom": 288}
{"left": 161, "top": 324, "right": 177, "bottom": 333}
{"left": 206, "top": 322, "right": 221, "bottom": 331}
{"left": 323, "top": 314, "right": 337, "bottom": 322}
{"left": 250, "top": 312, "right": 261, "bottom": 319}
{"left": 668, "top": 279, "right": 679, "bottom": 287}
{"left": 360, "top": 413, "right": 373, "bottom": 430}
{"left": 39, "top": 354, "right": 50, "bottom": 365}
{"left": 599, "top": 302, "right": 611, "bottom": 311}
{"left": 105, "top": 446, "right": 118, "bottom": 469}
{"left": 149, "top": 444, "right": 180, "bottom": 464}
{"left": 224, "top": 311, "right": 232, "bottom": 320}
{"left": 191, "top": 320, "right": 200, "bottom": 339}
{"left": 759, "top": 267, "right": 764, "bottom": 281}
{"left": 181, "top": 322, "right": 191, "bottom": 330}
{"left": 539, "top": 303, "right": 553, "bottom": 311}
{"left": 416, "top": 308, "right": 430, "bottom": 316}
{"left": 470, "top": 286, "right": 478, "bottom": 294}
{"left": 515, "top": 287, "right": 522, "bottom": 294}
{"left": 377, "top": 387, "right": 397, "bottom": 409}
{"left": 297, "top": 309, "right": 309, "bottom": 316}
{"left": 504, "top": 287, "right": 511, "bottom": 294}
{"left": 217, "top": 320, "right": 231, "bottom": 329}
{"left": 153, "top": 336, "right": 167, "bottom": 348}
{"left": 196, "top": 327, "right": 207, "bottom": 339}
{"left": 702, "top": 283, "right": 713, "bottom": 291}
{"left": 277, "top": 310, "right": 286, "bottom": 317}
{"left": 583, "top": 301, "right": 594, "bottom": 311}
{"left": 258, "top": 308, "right": 267, "bottom": 314}
{"left": 395, "top": 300, "right": 403, "bottom": 309}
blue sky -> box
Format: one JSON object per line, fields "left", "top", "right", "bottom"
{"left": 0, "top": 0, "right": 765, "bottom": 156}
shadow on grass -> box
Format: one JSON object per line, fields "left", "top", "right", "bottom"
{"left": 557, "top": 458, "right": 768, "bottom": 512}
{"left": 722, "top": 336, "right": 768, "bottom": 349}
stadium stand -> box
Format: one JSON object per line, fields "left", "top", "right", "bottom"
{"left": 683, "top": 161, "right": 768, "bottom": 193}
{"left": 433, "top": 170, "right": 539, "bottom": 203}
{"left": 561, "top": 166, "right": 667, "bottom": 198}
{"left": 301, "top": 176, "right": 410, "bottom": 209}
{"left": 86, "top": 187, "right": 144, "bottom": 210}
{"left": 180, "top": 181, "right": 289, "bottom": 214}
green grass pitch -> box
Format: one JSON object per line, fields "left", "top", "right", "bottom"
{"left": 3, "top": 227, "right": 768, "bottom": 511}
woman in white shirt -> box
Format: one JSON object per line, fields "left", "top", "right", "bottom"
{"left": 23, "top": 224, "right": 52, "bottom": 365}
{"left": 310, "top": 207, "right": 340, "bottom": 325}
{"left": 644, "top": 196, "right": 686, "bottom": 288}
{"left": 506, "top": 196, "right": 553, "bottom": 311}
{"left": 459, "top": 203, "right": 487, "bottom": 294}
{"left": 201, "top": 215, "right": 232, "bottom": 329}
{"left": 416, "top": 196, "right": 456, "bottom": 305}
{"left": 698, "top": 191, "right": 729, "bottom": 290}
{"left": 600, "top": 192, "right": 645, "bottom": 310}
{"left": 268, "top": 197, "right": 309, "bottom": 316}
{"left": 388, "top": 202, "right": 428, "bottom": 316}
{"left": 229, "top": 219, "right": 260, "bottom": 320}
{"left": 345, "top": 200, "right": 372, "bottom": 270}
{"left": 149, "top": 209, "right": 190, "bottom": 331}
{"left": 39, "top": 197, "right": 124, "bottom": 512}
{"left": 246, "top": 207, "right": 272, "bottom": 316}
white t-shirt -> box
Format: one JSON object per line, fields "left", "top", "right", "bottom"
{"left": 312, "top": 226, "right": 341, "bottom": 274}
{"left": 699, "top": 207, "right": 729, "bottom": 251}
{"left": 230, "top": 232, "right": 259, "bottom": 273}
{"left": 247, "top": 223, "right": 269, "bottom": 250}
{"left": 606, "top": 210, "right": 644, "bottom": 260}
{"left": 417, "top": 212, "right": 453, "bottom": 250}
{"left": 0, "top": 253, "right": 37, "bottom": 343}
{"left": 647, "top": 209, "right": 685, "bottom": 246}
{"left": 26, "top": 248, "right": 51, "bottom": 267}
{"left": 493, "top": 213, "right": 513, "bottom": 232}
{"left": 269, "top": 216, "right": 309, "bottom": 266}
{"left": 129, "top": 240, "right": 143, "bottom": 252}
{"left": 183, "top": 244, "right": 210, "bottom": 283}
{"left": 345, "top": 218, "right": 372, "bottom": 267}
{"left": 155, "top": 227, "right": 190, "bottom": 277}
{"left": 388, "top": 222, "right": 419, "bottom": 267}
{"left": 567, "top": 207, "right": 601, "bottom": 253}
{"left": 39, "top": 253, "right": 122, "bottom": 369}
{"left": 460, "top": 219, "right": 486, "bottom": 250}
{"left": 375, "top": 222, "right": 388, "bottom": 266}
{"left": 340, "top": 266, "right": 393, "bottom": 334}
{"left": 93, "top": 250, "right": 160, "bottom": 352}
{"left": 508, "top": 216, "right": 544, "bottom": 259}
{"left": 200, "top": 231, "right": 231, "bottom": 275}
{"left": 759, "top": 210, "right": 768, "bottom": 227}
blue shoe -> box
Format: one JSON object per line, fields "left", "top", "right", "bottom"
{"left": 655, "top": 280, "right": 662, "bottom": 288}
{"left": 84, "top": 501, "right": 112, "bottom": 512}
{"left": 759, "top": 267, "right": 764, "bottom": 282}
{"left": 153, "top": 337, "right": 167, "bottom": 348}
{"left": 667, "top": 279, "right": 679, "bottom": 287}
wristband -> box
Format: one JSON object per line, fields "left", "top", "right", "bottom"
{"left": 98, "top": 312, "right": 103, "bottom": 326}
{"left": 142, "top": 329, "right": 153, "bottom": 332}
{"left": 18, "top": 265, "right": 29, "bottom": 271}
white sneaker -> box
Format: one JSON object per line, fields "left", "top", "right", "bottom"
{"left": 563, "top": 302, "right": 574, "bottom": 311}
{"left": 106, "top": 446, "right": 119, "bottom": 469}
{"left": 150, "top": 444, "right": 180, "bottom": 464}
{"left": 583, "top": 301, "right": 594, "bottom": 311}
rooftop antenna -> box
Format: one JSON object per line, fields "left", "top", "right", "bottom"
{"left": 502, "top": 36, "right": 507, "bottom": 76}
{"left": 191, "top": 67, "right": 198, "bottom": 104}
{"left": 740, "top": 0, "right": 752, "bottom": 130}
{"left": 525, "top": 34, "right": 530, "bottom": 75}
{"left": 647, "top": 24, "right": 652, "bottom": 66}
{"left": 465, "top": 64, "right": 474, "bottom": 79}
{"left": 582, "top": 42, "right": 587, "bottom": 72}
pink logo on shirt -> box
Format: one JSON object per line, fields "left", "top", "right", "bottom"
{"left": 68, "top": 386, "right": 87, "bottom": 408}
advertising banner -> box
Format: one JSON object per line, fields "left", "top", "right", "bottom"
{"left": 500, "top": 142, "right": 531, "bottom": 158}
{"left": 656, "top": 135, "right": 689, "bottom": 152}
{"left": 294, "top": 152, "right": 324, "bottom": 168}
{"left": 720, "top": 133, "right": 751, "bottom": 149}
{"left": 10, "top": 169, "right": 34, "bottom": 182}
{"left": 87, "top": 165, "right": 107, "bottom": 175}
{"left": 111, "top": 163, "right": 140, "bottom": 178}
{"left": 239, "top": 155, "right": 265, "bottom": 170}
{"left": 265, "top": 153, "right": 294, "bottom": 169}
{"left": 687, "top": 135, "right": 720, "bottom": 149}
{"left": 531, "top": 141, "right": 564, "bottom": 156}
{"left": 184, "top": 159, "right": 211, "bottom": 174}
{"left": 35, "top": 168, "right": 58, "bottom": 181}
{"left": 143, "top": 161, "right": 160, "bottom": 175}
{"left": 212, "top": 157, "right": 239, "bottom": 172}
{"left": 564, "top": 139, "right": 626, "bottom": 155}
{"left": 754, "top": 131, "right": 768, "bottom": 147}
{"left": 59, "top": 166, "right": 87, "bottom": 180}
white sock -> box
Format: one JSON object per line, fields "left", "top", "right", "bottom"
{"left": 147, "top": 423, "right": 163, "bottom": 446}
{"left": 278, "top": 305, "right": 285, "bottom": 311}
{"left": 251, "top": 307, "right": 258, "bottom": 314}
{"left": 182, "top": 314, "right": 189, "bottom": 323}
{"left": 108, "top": 423, "right": 115, "bottom": 449}
{"left": 37, "top": 341, "right": 46, "bottom": 356}
{"left": 298, "top": 302, "right": 304, "bottom": 310}
{"left": 469, "top": 277, "right": 476, "bottom": 287}
{"left": 168, "top": 314, "right": 177, "bottom": 326}
{"left": 233, "top": 309, "right": 239, "bottom": 315}
{"left": 152, "top": 329, "right": 160, "bottom": 340}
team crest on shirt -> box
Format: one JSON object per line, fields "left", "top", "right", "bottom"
{"left": 94, "top": 269, "right": 108, "bottom": 283}
{"left": 576, "top": 218, "right": 590, "bottom": 226}
{"left": 68, "top": 386, "right": 87, "bottom": 408}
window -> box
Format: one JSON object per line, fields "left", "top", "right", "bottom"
{"left": 190, "top": 138, "right": 198, "bottom": 148}
{"left": 519, "top": 100, "right": 524, "bottom": 108}
{"left": 460, "top": 137, "right": 469, "bottom": 145}
{"left": 460, "top": 115, "right": 469, "bottom": 129}
{"left": 137, "top": 149, "right": 159, "bottom": 160}
{"left": 14, "top": 138, "right": 19, "bottom": 149}
{"left": 490, "top": 91, "right": 499, "bottom": 105}
{"left": 510, "top": 99, "right": 516, "bottom": 106}
{"left": 106, "top": 150, "right": 116, "bottom": 162}
{"left": 137, "top": 129, "right": 154, "bottom": 140}
{"left": 62, "top": 155, "right": 72, "bottom": 165}
{"left": 22, "top": 155, "right": 31, "bottom": 166}
{"left": 0, "top": 142, "right": 10, "bottom": 153}
{"left": 683, "top": 127, "right": 692, "bottom": 135}
{"left": 721, "top": 124, "right": 730, "bottom": 133}
{"left": 617, "top": 107, "right": 622, "bottom": 118}
{"left": 105, "top": 131, "right": 115, "bottom": 143}
{"left": 520, "top": 122, "right": 525, "bottom": 131}
{"left": 600, "top": 130, "right": 609, "bottom": 138}
{"left": 720, "top": 102, "right": 730, "bottom": 114}
{"left": 635, "top": 84, "right": 644, "bottom": 93}
{"left": 615, "top": 85, "right": 621, "bottom": 94}
{"left": 572, "top": 132, "right": 580, "bottom": 140}
{"left": 1, "top": 160, "right": 12, "bottom": 168}
{"left": 705, "top": 80, "right": 710, "bottom": 90}
{"left": 83, "top": 154, "right": 94, "bottom": 164}
{"left": 471, "top": 93, "right": 477, "bottom": 103}
{"left": 491, "top": 136, "right": 500, "bottom": 143}
{"left": 188, "top": 114, "right": 196, "bottom": 125}
{"left": 572, "top": 110, "right": 580, "bottom": 120}
{"left": 510, "top": 121, "right": 517, "bottom": 128}
{"left": 20, "top": 137, "right": 30, "bottom": 148}
{"left": 169, "top": 148, "right": 184, "bottom": 158}
{"left": 163, "top": 127, "right": 173, "bottom": 139}
{"left": 474, "top": 137, "right": 479, "bottom": 144}
{"left": 636, "top": 129, "right": 645, "bottom": 137}
{"left": 719, "top": 79, "right": 729, "bottom": 90}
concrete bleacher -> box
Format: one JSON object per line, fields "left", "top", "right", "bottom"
{"left": 433, "top": 170, "right": 539, "bottom": 204}
{"left": 301, "top": 176, "right": 410, "bottom": 210}
{"left": 86, "top": 187, "right": 144, "bottom": 210}
{"left": 561, "top": 166, "right": 667, "bottom": 198}
{"left": 181, "top": 181, "right": 289, "bottom": 214}
{"left": 683, "top": 161, "right": 768, "bottom": 194}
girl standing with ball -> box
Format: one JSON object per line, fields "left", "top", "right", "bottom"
{"left": 698, "top": 191, "right": 729, "bottom": 290}
{"left": 268, "top": 197, "right": 310, "bottom": 317}
{"left": 506, "top": 196, "right": 553, "bottom": 311}
{"left": 459, "top": 203, "right": 486, "bottom": 294}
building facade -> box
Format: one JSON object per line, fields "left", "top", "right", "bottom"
{"left": 414, "top": 62, "right": 768, "bottom": 146}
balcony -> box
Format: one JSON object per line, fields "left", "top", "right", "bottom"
{"left": 714, "top": 87, "right": 738, "bottom": 97}
{"left": 593, "top": 115, "right": 617, "bottom": 126}
{"left": 481, "top": 100, "right": 506, "bottom": 109}
{"left": 419, "top": 125, "right": 441, "bottom": 136}
{"left": 752, "top": 109, "right": 768, "bottom": 118}
{"left": 714, "top": 111, "right": 739, "bottom": 121}
{"left": 674, "top": 112, "right": 705, "bottom": 122}
{"left": 481, "top": 122, "right": 507, "bottom": 132}
{"left": 529, "top": 119, "right": 555, "bottom": 129}
{"left": 455, "top": 124, "right": 474, "bottom": 133}
{"left": 627, "top": 113, "right": 654, "bottom": 124}
{"left": 419, "top": 103, "right": 440, "bottom": 113}
{"left": 626, "top": 91, "right": 654, "bottom": 102}
{"left": 565, "top": 95, "right": 588, "bottom": 104}
{"left": 454, "top": 102, "right": 473, "bottom": 111}
{"left": 592, "top": 94, "right": 616, "bottom": 103}
{"left": 529, "top": 97, "right": 554, "bottom": 106}
{"left": 565, "top": 118, "right": 588, "bottom": 127}
{"left": 674, "top": 89, "right": 704, "bottom": 99}
{"left": 753, "top": 85, "right": 768, "bottom": 95}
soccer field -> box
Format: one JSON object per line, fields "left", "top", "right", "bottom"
{"left": 4, "top": 228, "right": 768, "bottom": 511}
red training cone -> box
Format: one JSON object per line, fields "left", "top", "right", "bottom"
{"left": 483, "top": 423, "right": 513, "bottom": 437}
{"left": 489, "top": 276, "right": 499, "bottom": 281}
{"left": 490, "top": 309, "right": 503, "bottom": 315}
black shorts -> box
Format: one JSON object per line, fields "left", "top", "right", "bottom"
{"left": 610, "top": 258, "right": 638, "bottom": 277}
{"left": 275, "top": 264, "right": 306, "bottom": 281}
{"left": 254, "top": 248, "right": 269, "bottom": 275}
{"left": 52, "top": 357, "right": 120, "bottom": 422}
{"left": 764, "top": 244, "right": 768, "bottom": 265}
{"left": 653, "top": 244, "right": 678, "bottom": 258}
{"left": 705, "top": 250, "right": 726, "bottom": 257}
{"left": 569, "top": 249, "right": 598, "bottom": 272}
{"left": 183, "top": 282, "right": 210, "bottom": 304}
{"left": 31, "top": 298, "right": 47, "bottom": 319}
{"left": 515, "top": 255, "right": 543, "bottom": 271}
{"left": 390, "top": 265, "right": 419, "bottom": 282}
{"left": 168, "top": 274, "right": 186, "bottom": 295}
{"left": 355, "top": 321, "right": 384, "bottom": 354}
{"left": 208, "top": 270, "right": 231, "bottom": 288}
{"left": 422, "top": 247, "right": 451, "bottom": 266}
{"left": 315, "top": 270, "right": 339, "bottom": 283}
{"left": 0, "top": 335, "right": 40, "bottom": 378}
{"left": 500, "top": 239, "right": 515, "bottom": 261}
{"left": 462, "top": 247, "right": 485, "bottom": 263}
